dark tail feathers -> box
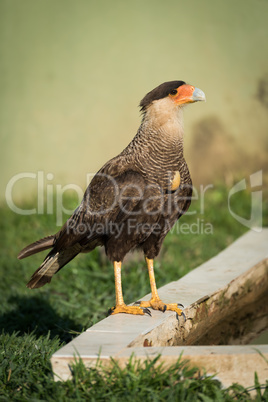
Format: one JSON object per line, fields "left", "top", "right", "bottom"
{"left": 17, "top": 235, "right": 55, "bottom": 260}
{"left": 26, "top": 247, "right": 80, "bottom": 288}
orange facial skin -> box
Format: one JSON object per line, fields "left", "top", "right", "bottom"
{"left": 170, "top": 84, "right": 205, "bottom": 105}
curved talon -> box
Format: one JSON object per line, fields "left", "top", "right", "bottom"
{"left": 134, "top": 300, "right": 141, "bottom": 305}
{"left": 177, "top": 303, "right": 184, "bottom": 308}
{"left": 163, "top": 304, "right": 167, "bottom": 312}
{"left": 142, "top": 307, "right": 152, "bottom": 316}
{"left": 176, "top": 311, "right": 186, "bottom": 321}
{"left": 181, "top": 311, "right": 186, "bottom": 322}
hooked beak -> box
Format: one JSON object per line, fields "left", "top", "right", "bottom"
{"left": 192, "top": 87, "right": 206, "bottom": 102}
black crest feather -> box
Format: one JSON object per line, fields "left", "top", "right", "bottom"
{"left": 140, "top": 80, "right": 186, "bottom": 112}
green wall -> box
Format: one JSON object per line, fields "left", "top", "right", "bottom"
{"left": 1, "top": 0, "right": 268, "bottom": 203}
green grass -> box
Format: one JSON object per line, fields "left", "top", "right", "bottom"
{"left": 0, "top": 184, "right": 268, "bottom": 400}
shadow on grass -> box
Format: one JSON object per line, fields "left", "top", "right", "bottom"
{"left": 0, "top": 295, "right": 82, "bottom": 343}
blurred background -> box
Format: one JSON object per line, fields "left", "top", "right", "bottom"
{"left": 1, "top": 0, "right": 268, "bottom": 205}
{"left": 1, "top": 2, "right": 268, "bottom": 376}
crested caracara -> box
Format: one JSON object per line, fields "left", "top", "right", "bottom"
{"left": 18, "top": 81, "right": 206, "bottom": 317}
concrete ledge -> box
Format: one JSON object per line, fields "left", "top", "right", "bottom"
{"left": 115, "top": 345, "right": 268, "bottom": 389}
{"left": 51, "top": 229, "right": 268, "bottom": 385}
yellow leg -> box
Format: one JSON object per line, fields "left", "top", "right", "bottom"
{"left": 109, "top": 261, "right": 151, "bottom": 316}
{"left": 146, "top": 257, "right": 160, "bottom": 300}
{"left": 114, "top": 260, "right": 124, "bottom": 306}
{"left": 137, "top": 258, "right": 184, "bottom": 317}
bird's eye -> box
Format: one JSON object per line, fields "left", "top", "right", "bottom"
{"left": 170, "top": 89, "right": 177, "bottom": 96}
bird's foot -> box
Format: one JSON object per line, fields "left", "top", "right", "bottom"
{"left": 108, "top": 303, "right": 152, "bottom": 316}
{"left": 135, "top": 298, "right": 185, "bottom": 320}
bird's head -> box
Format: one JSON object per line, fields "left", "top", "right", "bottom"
{"left": 140, "top": 81, "right": 206, "bottom": 112}
{"left": 139, "top": 81, "right": 206, "bottom": 134}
